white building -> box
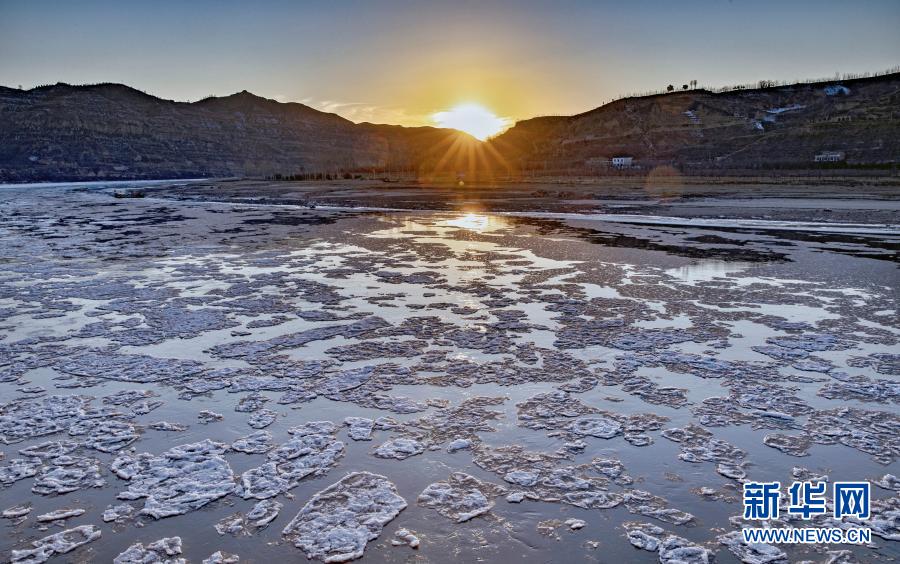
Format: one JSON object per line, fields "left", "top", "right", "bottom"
{"left": 814, "top": 151, "right": 845, "bottom": 163}
{"left": 611, "top": 156, "right": 634, "bottom": 168}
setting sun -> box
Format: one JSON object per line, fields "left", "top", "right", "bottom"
{"left": 432, "top": 103, "right": 509, "bottom": 141}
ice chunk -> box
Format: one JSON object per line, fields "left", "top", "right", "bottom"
{"left": 658, "top": 535, "right": 711, "bottom": 564}
{"left": 624, "top": 522, "right": 664, "bottom": 552}
{"left": 32, "top": 456, "right": 106, "bottom": 495}
{"left": 418, "top": 472, "right": 506, "bottom": 522}
{"left": 718, "top": 531, "right": 787, "bottom": 564}
{"left": 0, "top": 395, "right": 89, "bottom": 444}
{"left": 102, "top": 503, "right": 135, "bottom": 523}
{"left": 282, "top": 472, "right": 406, "bottom": 562}
{"left": 216, "top": 499, "right": 282, "bottom": 536}
{"left": 374, "top": 438, "right": 425, "bottom": 460}
{"left": 503, "top": 470, "right": 540, "bottom": 487}
{"left": 113, "top": 536, "right": 184, "bottom": 564}
{"left": 343, "top": 417, "right": 374, "bottom": 441}
{"left": 2, "top": 504, "right": 32, "bottom": 520}
{"left": 391, "top": 528, "right": 420, "bottom": 548}
{"left": 0, "top": 458, "right": 41, "bottom": 486}
{"left": 36, "top": 508, "right": 85, "bottom": 522}
{"left": 447, "top": 438, "right": 473, "bottom": 452}
{"left": 113, "top": 440, "right": 235, "bottom": 519}
{"left": 231, "top": 430, "right": 275, "bottom": 454}
{"left": 239, "top": 422, "right": 344, "bottom": 499}
{"left": 248, "top": 409, "right": 277, "bottom": 429}
{"left": 203, "top": 552, "right": 239, "bottom": 564}
{"left": 11, "top": 525, "right": 101, "bottom": 564}
{"left": 198, "top": 410, "right": 223, "bottom": 424}
{"left": 567, "top": 416, "right": 622, "bottom": 439}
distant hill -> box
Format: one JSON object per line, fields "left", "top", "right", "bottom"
{"left": 0, "top": 83, "right": 476, "bottom": 182}
{"left": 2, "top": 74, "right": 898, "bottom": 182}
{"left": 487, "top": 73, "right": 900, "bottom": 175}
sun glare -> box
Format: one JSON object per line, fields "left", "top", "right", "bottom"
{"left": 443, "top": 212, "right": 490, "bottom": 231}
{"left": 432, "top": 103, "right": 508, "bottom": 141}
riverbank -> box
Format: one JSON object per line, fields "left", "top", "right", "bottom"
{"left": 144, "top": 177, "right": 900, "bottom": 226}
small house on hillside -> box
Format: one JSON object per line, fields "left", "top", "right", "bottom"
{"left": 814, "top": 151, "right": 845, "bottom": 163}
{"left": 612, "top": 156, "right": 634, "bottom": 168}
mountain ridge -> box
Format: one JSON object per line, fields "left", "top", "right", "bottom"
{"left": 0, "top": 82, "right": 478, "bottom": 182}
{"left": 2, "top": 73, "right": 898, "bottom": 182}
{"left": 487, "top": 73, "right": 900, "bottom": 174}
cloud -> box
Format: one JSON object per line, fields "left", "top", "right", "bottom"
{"left": 297, "top": 97, "right": 428, "bottom": 126}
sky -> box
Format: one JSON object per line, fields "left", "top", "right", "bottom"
{"left": 1, "top": 0, "right": 898, "bottom": 128}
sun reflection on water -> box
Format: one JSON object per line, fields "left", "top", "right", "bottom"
{"left": 440, "top": 212, "right": 507, "bottom": 232}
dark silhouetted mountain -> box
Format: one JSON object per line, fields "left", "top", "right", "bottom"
{"left": 2, "top": 74, "right": 897, "bottom": 182}
{"left": 0, "top": 83, "right": 476, "bottom": 181}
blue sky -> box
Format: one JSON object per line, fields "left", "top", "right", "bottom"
{"left": 1, "top": 0, "right": 897, "bottom": 124}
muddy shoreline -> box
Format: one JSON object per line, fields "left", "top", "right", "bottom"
{"left": 143, "top": 177, "right": 900, "bottom": 226}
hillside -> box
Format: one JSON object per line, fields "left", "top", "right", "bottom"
{"left": 487, "top": 73, "right": 900, "bottom": 174}
{"left": 0, "top": 83, "right": 476, "bottom": 182}
{"left": 1, "top": 74, "right": 898, "bottom": 182}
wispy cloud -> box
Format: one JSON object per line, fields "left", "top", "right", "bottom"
{"left": 297, "top": 97, "right": 429, "bottom": 126}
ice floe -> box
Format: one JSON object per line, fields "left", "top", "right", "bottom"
{"left": 282, "top": 472, "right": 406, "bottom": 562}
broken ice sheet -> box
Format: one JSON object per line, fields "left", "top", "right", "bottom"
{"left": 238, "top": 421, "right": 344, "bottom": 499}
{"left": 231, "top": 430, "right": 275, "bottom": 454}
{"left": 0, "top": 395, "right": 90, "bottom": 444}
{"left": 282, "top": 472, "right": 406, "bottom": 562}
{"left": 216, "top": 499, "right": 282, "bottom": 536}
{"left": 374, "top": 437, "right": 426, "bottom": 460}
{"left": 11, "top": 525, "right": 101, "bottom": 564}
{"left": 343, "top": 416, "right": 374, "bottom": 440}
{"left": 202, "top": 551, "right": 240, "bottom": 564}
{"left": 198, "top": 410, "right": 224, "bottom": 424}
{"left": 418, "top": 472, "right": 507, "bottom": 522}
{"left": 35, "top": 507, "right": 85, "bottom": 522}
{"left": 111, "top": 440, "right": 235, "bottom": 518}
{"left": 805, "top": 407, "right": 899, "bottom": 465}
{"left": 623, "top": 489, "right": 694, "bottom": 525}
{"left": 661, "top": 424, "right": 747, "bottom": 480}
{"left": 102, "top": 503, "right": 135, "bottom": 523}
{"left": 247, "top": 408, "right": 278, "bottom": 429}
{"left": 1, "top": 187, "right": 898, "bottom": 562}
{"left": 763, "top": 433, "right": 811, "bottom": 456}
{"left": 472, "top": 444, "right": 628, "bottom": 510}
{"left": 113, "top": 536, "right": 184, "bottom": 564}
{"left": 0, "top": 458, "right": 41, "bottom": 486}
{"left": 517, "top": 390, "right": 666, "bottom": 443}
{"left": 32, "top": 456, "right": 106, "bottom": 495}
{"left": 718, "top": 531, "right": 787, "bottom": 564}
{"left": 68, "top": 417, "right": 139, "bottom": 452}
{"left": 624, "top": 521, "right": 712, "bottom": 563}
{"left": 55, "top": 351, "right": 205, "bottom": 383}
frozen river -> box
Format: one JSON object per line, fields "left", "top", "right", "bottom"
{"left": 0, "top": 182, "right": 897, "bottom": 563}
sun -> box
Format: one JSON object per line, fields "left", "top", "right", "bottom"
{"left": 432, "top": 103, "right": 509, "bottom": 141}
